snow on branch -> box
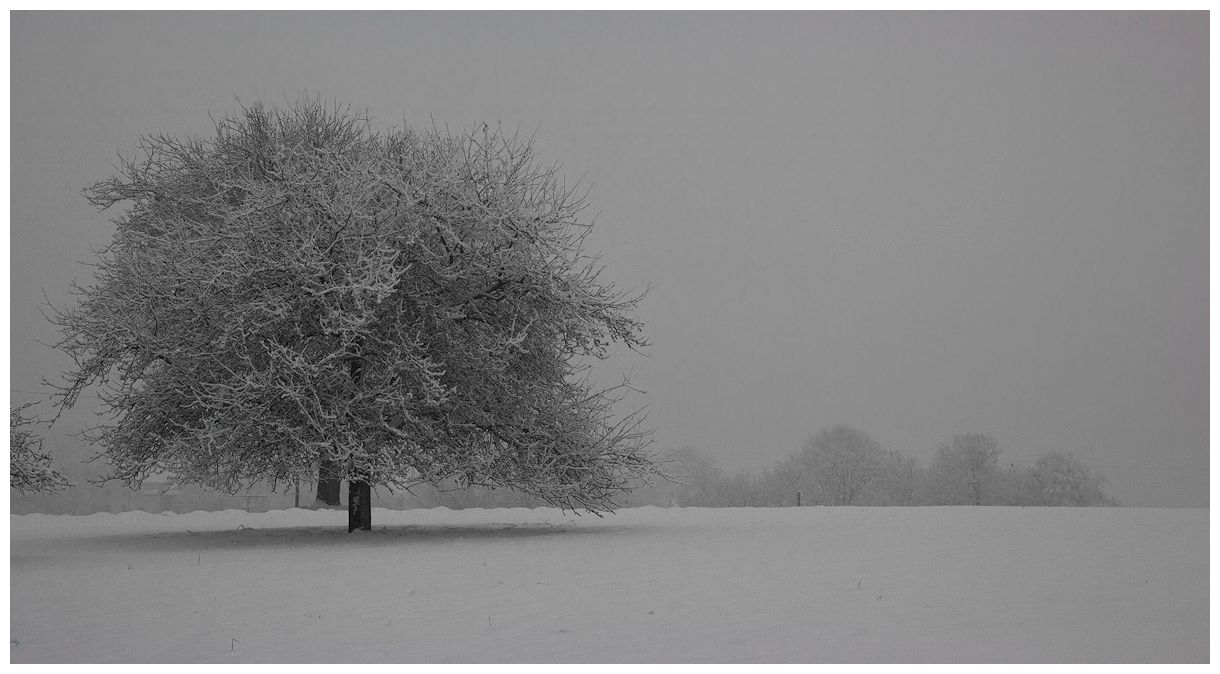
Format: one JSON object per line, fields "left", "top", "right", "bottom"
{"left": 10, "top": 403, "right": 72, "bottom": 494}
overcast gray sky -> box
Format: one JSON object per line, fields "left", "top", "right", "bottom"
{"left": 10, "top": 11, "right": 1208, "bottom": 506}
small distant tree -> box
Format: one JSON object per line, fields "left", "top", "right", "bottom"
{"left": 47, "top": 100, "right": 655, "bottom": 531}
{"left": 716, "top": 469, "right": 766, "bottom": 507}
{"left": 862, "top": 449, "right": 920, "bottom": 506}
{"left": 928, "top": 433, "right": 1001, "bottom": 505}
{"left": 1027, "top": 452, "right": 1115, "bottom": 506}
{"left": 794, "top": 426, "right": 885, "bottom": 506}
{"left": 758, "top": 462, "right": 804, "bottom": 507}
{"left": 10, "top": 404, "right": 71, "bottom": 494}
{"left": 668, "top": 447, "right": 725, "bottom": 507}
{"left": 993, "top": 462, "right": 1034, "bottom": 506}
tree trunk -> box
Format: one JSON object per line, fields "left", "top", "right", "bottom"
{"left": 315, "top": 459, "right": 342, "bottom": 507}
{"left": 348, "top": 480, "right": 372, "bottom": 532}
{"left": 343, "top": 351, "right": 372, "bottom": 531}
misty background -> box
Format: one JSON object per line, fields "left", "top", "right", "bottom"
{"left": 9, "top": 11, "right": 1208, "bottom": 507}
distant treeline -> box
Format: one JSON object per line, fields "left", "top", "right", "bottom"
{"left": 628, "top": 426, "right": 1119, "bottom": 508}
{"left": 11, "top": 425, "right": 1116, "bottom": 515}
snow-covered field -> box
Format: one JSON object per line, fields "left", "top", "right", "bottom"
{"left": 9, "top": 506, "right": 1208, "bottom": 663}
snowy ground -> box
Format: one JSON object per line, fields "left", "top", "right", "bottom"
{"left": 9, "top": 506, "right": 1208, "bottom": 663}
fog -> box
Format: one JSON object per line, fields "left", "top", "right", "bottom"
{"left": 9, "top": 12, "right": 1208, "bottom": 507}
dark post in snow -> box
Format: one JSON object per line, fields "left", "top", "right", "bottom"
{"left": 348, "top": 481, "right": 372, "bottom": 532}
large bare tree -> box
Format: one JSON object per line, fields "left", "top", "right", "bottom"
{"left": 48, "top": 101, "right": 654, "bottom": 530}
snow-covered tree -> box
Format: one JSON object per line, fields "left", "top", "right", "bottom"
{"left": 48, "top": 100, "right": 655, "bottom": 530}
{"left": 1026, "top": 452, "right": 1115, "bottom": 507}
{"left": 862, "top": 449, "right": 920, "bottom": 506}
{"left": 10, "top": 404, "right": 71, "bottom": 494}
{"left": 657, "top": 447, "right": 724, "bottom": 507}
{"left": 793, "top": 425, "right": 885, "bottom": 506}
{"left": 928, "top": 433, "right": 1001, "bottom": 505}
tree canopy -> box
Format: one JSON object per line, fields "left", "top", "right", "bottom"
{"left": 49, "top": 101, "right": 654, "bottom": 513}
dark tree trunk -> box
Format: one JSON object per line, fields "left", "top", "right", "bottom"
{"left": 316, "top": 459, "right": 342, "bottom": 507}
{"left": 348, "top": 480, "right": 372, "bottom": 532}
{"left": 343, "top": 350, "right": 373, "bottom": 531}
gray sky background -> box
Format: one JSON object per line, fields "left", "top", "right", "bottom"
{"left": 10, "top": 12, "right": 1208, "bottom": 506}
